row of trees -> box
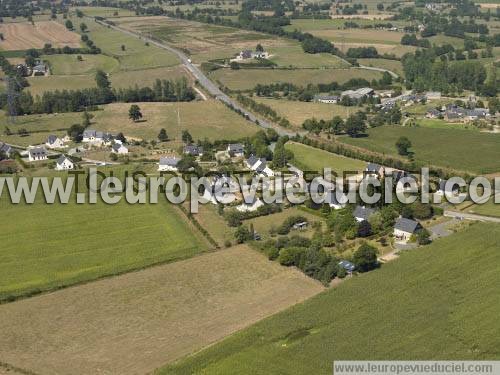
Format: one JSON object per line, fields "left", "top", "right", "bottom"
{"left": 0, "top": 72, "right": 196, "bottom": 115}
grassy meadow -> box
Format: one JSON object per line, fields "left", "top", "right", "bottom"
{"left": 357, "top": 58, "right": 404, "bottom": 76}
{"left": 285, "top": 141, "right": 366, "bottom": 175}
{"left": 211, "top": 68, "right": 383, "bottom": 91}
{"left": 253, "top": 98, "right": 354, "bottom": 128}
{"left": 161, "top": 223, "right": 500, "bottom": 374}
{"left": 86, "top": 18, "right": 180, "bottom": 70}
{"left": 91, "top": 100, "right": 259, "bottom": 141}
{"left": 0, "top": 169, "right": 209, "bottom": 302}
{"left": 340, "top": 125, "right": 500, "bottom": 174}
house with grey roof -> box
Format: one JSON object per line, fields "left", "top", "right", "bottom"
{"left": 341, "top": 87, "right": 374, "bottom": 101}
{"left": 426, "top": 108, "right": 441, "bottom": 119}
{"left": 227, "top": 143, "right": 244, "bottom": 157}
{"left": 394, "top": 217, "right": 422, "bottom": 242}
{"left": 158, "top": 156, "right": 180, "bottom": 172}
{"left": 33, "top": 64, "right": 47, "bottom": 76}
{"left": 55, "top": 155, "right": 74, "bottom": 171}
{"left": 353, "top": 205, "right": 376, "bottom": 222}
{"left": 82, "top": 130, "right": 114, "bottom": 145}
{"left": 28, "top": 147, "right": 48, "bottom": 162}
{"left": 111, "top": 142, "right": 128, "bottom": 154}
{"left": 46, "top": 135, "right": 65, "bottom": 149}
{"left": 0, "top": 142, "right": 13, "bottom": 159}
{"left": 366, "top": 163, "right": 384, "bottom": 176}
{"left": 183, "top": 144, "right": 203, "bottom": 157}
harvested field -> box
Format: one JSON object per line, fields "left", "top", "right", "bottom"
{"left": 0, "top": 246, "right": 324, "bottom": 375}
{"left": 0, "top": 21, "right": 81, "bottom": 50}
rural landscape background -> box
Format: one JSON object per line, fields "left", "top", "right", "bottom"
{"left": 0, "top": 0, "right": 499, "bottom": 374}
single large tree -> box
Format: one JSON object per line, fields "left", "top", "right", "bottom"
{"left": 128, "top": 105, "right": 143, "bottom": 122}
{"left": 396, "top": 136, "right": 412, "bottom": 156}
{"left": 352, "top": 243, "right": 378, "bottom": 272}
{"left": 65, "top": 20, "right": 73, "bottom": 30}
{"left": 158, "top": 128, "right": 169, "bottom": 142}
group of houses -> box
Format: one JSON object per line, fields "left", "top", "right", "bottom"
{"left": 426, "top": 104, "right": 491, "bottom": 122}
{"left": 82, "top": 130, "right": 128, "bottom": 154}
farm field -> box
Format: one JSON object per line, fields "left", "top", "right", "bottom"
{"left": 466, "top": 196, "right": 500, "bottom": 217}
{"left": 0, "top": 21, "right": 81, "bottom": 50}
{"left": 285, "top": 141, "right": 366, "bottom": 175}
{"left": 44, "top": 54, "right": 121, "bottom": 75}
{"left": 114, "top": 16, "right": 276, "bottom": 63}
{"left": 0, "top": 111, "right": 82, "bottom": 147}
{"left": 72, "top": 6, "right": 136, "bottom": 18}
{"left": 27, "top": 74, "right": 97, "bottom": 96}
{"left": 339, "top": 125, "right": 500, "bottom": 174}
{"left": 86, "top": 18, "right": 180, "bottom": 70}
{"left": 253, "top": 97, "right": 353, "bottom": 128}
{"left": 357, "top": 57, "right": 404, "bottom": 76}
{"left": 211, "top": 68, "right": 383, "bottom": 90}
{"left": 0, "top": 176, "right": 209, "bottom": 302}
{"left": 0, "top": 246, "right": 324, "bottom": 374}
{"left": 91, "top": 100, "right": 259, "bottom": 141}
{"left": 161, "top": 223, "right": 500, "bottom": 374}
{"left": 192, "top": 204, "right": 235, "bottom": 245}
{"left": 268, "top": 44, "right": 351, "bottom": 69}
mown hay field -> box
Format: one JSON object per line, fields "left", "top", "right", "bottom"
{"left": 90, "top": 100, "right": 259, "bottom": 141}
{"left": 0, "top": 246, "right": 324, "bottom": 374}
{"left": 253, "top": 97, "right": 353, "bottom": 128}
{"left": 0, "top": 21, "right": 81, "bottom": 50}
{"left": 161, "top": 223, "right": 500, "bottom": 374}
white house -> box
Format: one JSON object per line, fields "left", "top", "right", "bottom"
{"left": 46, "top": 135, "right": 65, "bottom": 149}
{"left": 111, "top": 142, "right": 128, "bottom": 154}
{"left": 158, "top": 156, "right": 180, "bottom": 172}
{"left": 394, "top": 217, "right": 422, "bottom": 242}
{"left": 82, "top": 130, "right": 114, "bottom": 146}
{"left": 246, "top": 155, "right": 274, "bottom": 177}
{"left": 236, "top": 197, "right": 264, "bottom": 212}
{"left": 28, "top": 147, "right": 48, "bottom": 162}
{"left": 55, "top": 155, "right": 74, "bottom": 171}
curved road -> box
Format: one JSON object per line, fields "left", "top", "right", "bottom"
{"left": 92, "top": 18, "right": 296, "bottom": 137}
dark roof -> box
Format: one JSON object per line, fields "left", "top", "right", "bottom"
{"left": 56, "top": 155, "right": 71, "bottom": 165}
{"left": 184, "top": 144, "right": 203, "bottom": 156}
{"left": 112, "top": 143, "right": 124, "bottom": 152}
{"left": 255, "top": 158, "right": 268, "bottom": 173}
{"left": 228, "top": 143, "right": 244, "bottom": 153}
{"left": 0, "top": 142, "right": 12, "bottom": 154}
{"left": 366, "top": 163, "right": 382, "bottom": 173}
{"left": 394, "top": 217, "right": 421, "bottom": 233}
{"left": 353, "top": 206, "right": 376, "bottom": 221}
{"left": 247, "top": 154, "right": 259, "bottom": 167}
{"left": 339, "top": 260, "right": 356, "bottom": 272}
{"left": 28, "top": 147, "right": 47, "bottom": 157}
{"left": 159, "top": 156, "right": 180, "bottom": 166}
{"left": 47, "top": 135, "right": 58, "bottom": 144}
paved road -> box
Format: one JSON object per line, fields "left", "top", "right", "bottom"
{"left": 357, "top": 65, "right": 399, "bottom": 79}
{"left": 92, "top": 18, "right": 296, "bottom": 137}
{"left": 444, "top": 210, "right": 500, "bottom": 223}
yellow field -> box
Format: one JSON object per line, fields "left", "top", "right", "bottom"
{"left": 0, "top": 21, "right": 81, "bottom": 50}
{"left": 91, "top": 100, "right": 259, "bottom": 141}
{"left": 253, "top": 97, "right": 353, "bottom": 128}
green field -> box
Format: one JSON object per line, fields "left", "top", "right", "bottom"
{"left": 160, "top": 223, "right": 500, "bottom": 374}
{"left": 0, "top": 111, "right": 82, "bottom": 146}
{"left": 0, "top": 169, "right": 208, "bottom": 302}
{"left": 211, "top": 68, "right": 383, "bottom": 91}
{"left": 268, "top": 44, "right": 351, "bottom": 69}
{"left": 45, "top": 54, "right": 120, "bottom": 75}
{"left": 340, "top": 125, "right": 500, "bottom": 174}
{"left": 285, "top": 141, "right": 366, "bottom": 175}
{"left": 27, "top": 75, "right": 97, "bottom": 96}
{"left": 72, "top": 6, "right": 136, "bottom": 18}
{"left": 86, "top": 19, "right": 180, "bottom": 70}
